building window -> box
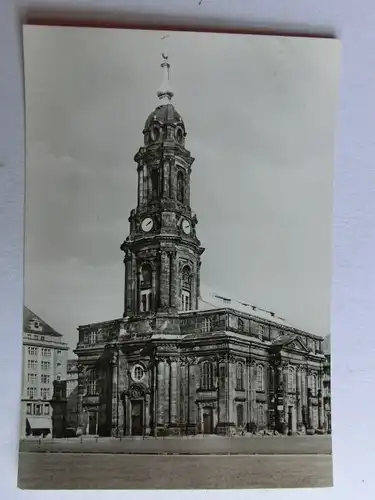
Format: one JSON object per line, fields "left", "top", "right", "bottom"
{"left": 28, "top": 373, "right": 37, "bottom": 384}
{"left": 56, "top": 374, "right": 61, "bottom": 382}
{"left": 26, "top": 403, "right": 32, "bottom": 415}
{"left": 28, "top": 347, "right": 37, "bottom": 356}
{"left": 151, "top": 169, "right": 159, "bottom": 199}
{"left": 44, "top": 404, "right": 50, "bottom": 415}
{"left": 236, "top": 362, "right": 244, "bottom": 390}
{"left": 201, "top": 362, "right": 214, "bottom": 390}
{"left": 140, "top": 264, "right": 153, "bottom": 313}
{"left": 132, "top": 365, "right": 145, "bottom": 382}
{"left": 180, "top": 266, "right": 192, "bottom": 312}
{"left": 236, "top": 404, "right": 244, "bottom": 427}
{"left": 202, "top": 317, "right": 212, "bottom": 333}
{"left": 27, "top": 387, "right": 37, "bottom": 399}
{"left": 41, "top": 374, "right": 50, "bottom": 384}
{"left": 88, "top": 369, "right": 97, "bottom": 395}
{"left": 238, "top": 318, "right": 244, "bottom": 332}
{"left": 41, "top": 388, "right": 50, "bottom": 400}
{"left": 257, "top": 324, "right": 265, "bottom": 340}
{"left": 256, "top": 365, "right": 264, "bottom": 391}
{"left": 177, "top": 170, "right": 185, "bottom": 203}
{"left": 288, "top": 367, "right": 296, "bottom": 392}
{"left": 258, "top": 404, "right": 265, "bottom": 425}
{"left": 41, "top": 348, "right": 51, "bottom": 357}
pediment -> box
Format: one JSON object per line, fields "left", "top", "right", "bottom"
{"left": 270, "top": 334, "right": 309, "bottom": 354}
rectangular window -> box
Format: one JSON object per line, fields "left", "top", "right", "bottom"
{"left": 41, "top": 374, "right": 50, "bottom": 384}
{"left": 202, "top": 317, "right": 212, "bottom": 333}
{"left": 28, "top": 347, "right": 38, "bottom": 356}
{"left": 44, "top": 404, "right": 50, "bottom": 415}
{"left": 181, "top": 290, "right": 191, "bottom": 311}
{"left": 257, "top": 324, "right": 265, "bottom": 340}
{"left": 41, "top": 388, "right": 50, "bottom": 400}
{"left": 35, "top": 404, "right": 42, "bottom": 415}
{"left": 27, "top": 387, "right": 37, "bottom": 399}
{"left": 26, "top": 403, "right": 32, "bottom": 415}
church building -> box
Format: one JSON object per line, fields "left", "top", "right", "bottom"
{"left": 74, "top": 52, "right": 328, "bottom": 437}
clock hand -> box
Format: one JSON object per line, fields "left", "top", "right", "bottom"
{"left": 146, "top": 221, "right": 152, "bottom": 227}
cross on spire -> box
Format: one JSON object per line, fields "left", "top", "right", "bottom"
{"left": 157, "top": 34, "right": 174, "bottom": 103}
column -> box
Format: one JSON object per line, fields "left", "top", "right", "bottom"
{"left": 151, "top": 268, "right": 157, "bottom": 312}
{"left": 164, "top": 360, "right": 170, "bottom": 424}
{"left": 111, "top": 355, "right": 119, "bottom": 436}
{"left": 131, "top": 254, "right": 137, "bottom": 315}
{"left": 296, "top": 367, "right": 303, "bottom": 431}
{"left": 250, "top": 363, "right": 257, "bottom": 429}
{"left": 318, "top": 389, "right": 324, "bottom": 429}
{"left": 157, "top": 361, "right": 165, "bottom": 425}
{"left": 283, "top": 364, "right": 288, "bottom": 434}
{"left": 170, "top": 252, "right": 178, "bottom": 310}
{"left": 145, "top": 394, "right": 151, "bottom": 434}
{"left": 143, "top": 164, "right": 148, "bottom": 200}
{"left": 124, "top": 255, "right": 129, "bottom": 316}
{"left": 77, "top": 365, "right": 85, "bottom": 429}
{"left": 170, "top": 359, "right": 178, "bottom": 425}
{"left": 159, "top": 251, "right": 170, "bottom": 310}
{"left": 228, "top": 360, "right": 236, "bottom": 424}
{"left": 137, "top": 267, "right": 142, "bottom": 314}
{"left": 196, "top": 261, "right": 202, "bottom": 309}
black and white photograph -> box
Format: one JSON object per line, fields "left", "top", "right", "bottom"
{"left": 18, "top": 25, "right": 340, "bottom": 490}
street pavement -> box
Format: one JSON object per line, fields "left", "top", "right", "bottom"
{"left": 19, "top": 435, "right": 332, "bottom": 455}
{"left": 18, "top": 452, "right": 333, "bottom": 489}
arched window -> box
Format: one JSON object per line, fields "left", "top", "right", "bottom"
{"left": 236, "top": 405, "right": 244, "bottom": 427}
{"left": 177, "top": 171, "right": 185, "bottom": 203}
{"left": 257, "top": 365, "right": 264, "bottom": 391}
{"left": 180, "top": 265, "right": 191, "bottom": 311}
{"left": 258, "top": 404, "right": 265, "bottom": 426}
{"left": 288, "top": 367, "right": 296, "bottom": 392}
{"left": 201, "top": 362, "right": 214, "bottom": 390}
{"left": 236, "top": 362, "right": 244, "bottom": 390}
{"left": 151, "top": 169, "right": 159, "bottom": 199}
{"left": 140, "top": 263, "right": 152, "bottom": 313}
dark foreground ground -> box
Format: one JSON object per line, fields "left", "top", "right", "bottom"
{"left": 19, "top": 434, "right": 332, "bottom": 455}
{"left": 18, "top": 452, "right": 333, "bottom": 489}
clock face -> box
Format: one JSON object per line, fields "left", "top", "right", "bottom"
{"left": 141, "top": 217, "right": 154, "bottom": 232}
{"left": 181, "top": 219, "right": 191, "bottom": 235}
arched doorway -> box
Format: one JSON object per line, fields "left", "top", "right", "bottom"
{"left": 131, "top": 400, "right": 144, "bottom": 436}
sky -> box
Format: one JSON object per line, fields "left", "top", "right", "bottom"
{"left": 23, "top": 26, "right": 340, "bottom": 352}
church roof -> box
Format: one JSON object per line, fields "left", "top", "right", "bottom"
{"left": 23, "top": 306, "right": 62, "bottom": 337}
{"left": 198, "top": 284, "right": 297, "bottom": 330}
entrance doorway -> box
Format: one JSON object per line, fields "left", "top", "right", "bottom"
{"left": 203, "top": 408, "right": 213, "bottom": 434}
{"left": 88, "top": 411, "right": 97, "bottom": 435}
{"left": 131, "top": 400, "right": 144, "bottom": 436}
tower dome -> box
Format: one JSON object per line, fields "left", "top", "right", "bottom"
{"left": 143, "top": 50, "right": 186, "bottom": 145}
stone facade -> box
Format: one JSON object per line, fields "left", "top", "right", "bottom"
{"left": 74, "top": 55, "right": 329, "bottom": 437}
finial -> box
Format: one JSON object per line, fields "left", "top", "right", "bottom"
{"left": 157, "top": 35, "right": 174, "bottom": 103}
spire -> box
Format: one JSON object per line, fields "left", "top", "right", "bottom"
{"left": 157, "top": 35, "right": 174, "bottom": 103}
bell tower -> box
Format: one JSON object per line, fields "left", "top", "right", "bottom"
{"left": 121, "top": 49, "right": 204, "bottom": 320}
